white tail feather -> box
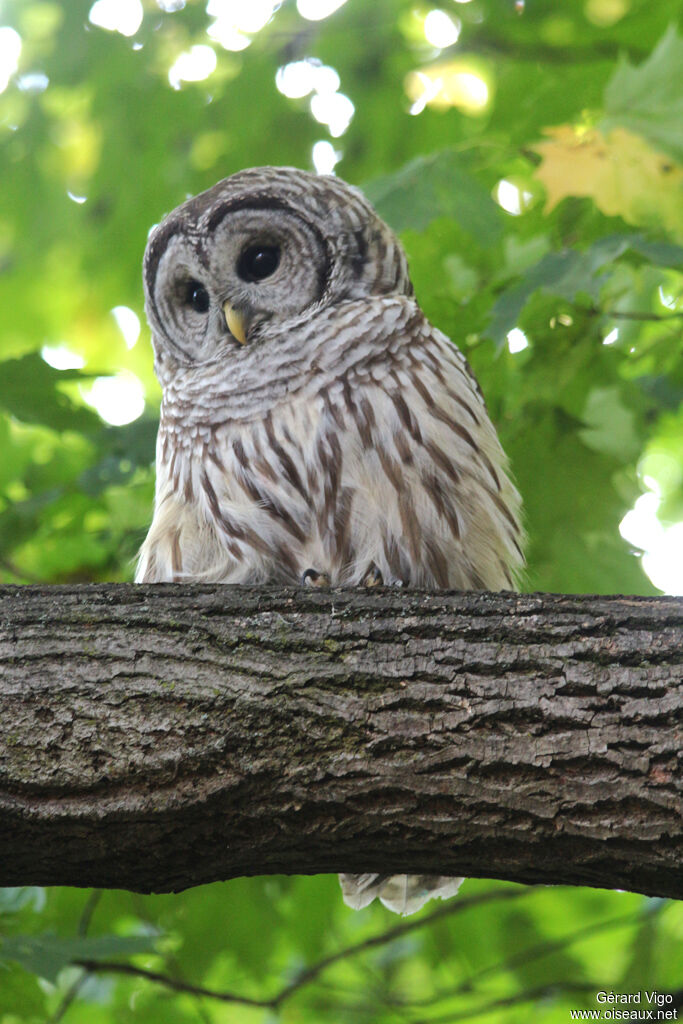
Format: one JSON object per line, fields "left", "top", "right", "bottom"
{"left": 339, "top": 873, "right": 464, "bottom": 915}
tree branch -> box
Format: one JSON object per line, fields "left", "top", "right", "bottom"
{"left": 405, "top": 982, "right": 601, "bottom": 1024}
{"left": 48, "top": 892, "right": 103, "bottom": 1024}
{"left": 394, "top": 908, "right": 645, "bottom": 1009}
{"left": 588, "top": 306, "right": 683, "bottom": 323}
{"left": 0, "top": 584, "right": 680, "bottom": 897}
{"left": 272, "top": 888, "right": 523, "bottom": 1005}
{"left": 73, "top": 960, "right": 272, "bottom": 1008}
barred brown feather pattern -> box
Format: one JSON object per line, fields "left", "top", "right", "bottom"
{"left": 136, "top": 166, "right": 524, "bottom": 914}
{"left": 137, "top": 296, "right": 522, "bottom": 590}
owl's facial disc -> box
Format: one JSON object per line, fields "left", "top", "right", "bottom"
{"left": 146, "top": 201, "right": 328, "bottom": 365}
{"left": 222, "top": 238, "right": 285, "bottom": 344}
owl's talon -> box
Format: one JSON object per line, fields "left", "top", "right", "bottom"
{"left": 362, "top": 565, "right": 384, "bottom": 588}
{"left": 302, "top": 568, "right": 331, "bottom": 588}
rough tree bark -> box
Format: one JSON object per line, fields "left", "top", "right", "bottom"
{"left": 0, "top": 584, "right": 680, "bottom": 899}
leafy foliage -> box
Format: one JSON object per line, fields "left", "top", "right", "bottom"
{"left": 0, "top": 933, "right": 159, "bottom": 984}
{"left": 0, "top": 0, "right": 681, "bottom": 1021}
{"left": 602, "top": 24, "right": 683, "bottom": 163}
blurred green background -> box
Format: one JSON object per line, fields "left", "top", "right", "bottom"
{"left": 0, "top": 0, "right": 681, "bottom": 1021}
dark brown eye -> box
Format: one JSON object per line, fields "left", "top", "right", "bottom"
{"left": 185, "top": 280, "right": 209, "bottom": 313}
{"left": 238, "top": 245, "right": 280, "bottom": 282}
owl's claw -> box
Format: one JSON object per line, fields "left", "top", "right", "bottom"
{"left": 302, "top": 568, "right": 331, "bottom": 588}
{"left": 362, "top": 565, "right": 384, "bottom": 587}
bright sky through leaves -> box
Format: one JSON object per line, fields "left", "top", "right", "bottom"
{"left": 276, "top": 60, "right": 340, "bottom": 99}
{"left": 506, "top": 328, "right": 529, "bottom": 353}
{"left": 312, "top": 139, "right": 340, "bottom": 173}
{"left": 41, "top": 345, "right": 85, "bottom": 371}
{"left": 111, "top": 306, "right": 141, "bottom": 350}
{"left": 0, "top": 25, "right": 21, "bottom": 93}
{"left": 620, "top": 491, "right": 683, "bottom": 595}
{"left": 82, "top": 374, "right": 145, "bottom": 426}
{"left": 296, "top": 0, "right": 348, "bottom": 21}
{"left": 88, "top": 0, "right": 143, "bottom": 36}
{"left": 168, "top": 45, "right": 217, "bottom": 89}
{"left": 495, "top": 179, "right": 532, "bottom": 216}
{"left": 406, "top": 65, "right": 490, "bottom": 115}
{"left": 424, "top": 9, "right": 461, "bottom": 47}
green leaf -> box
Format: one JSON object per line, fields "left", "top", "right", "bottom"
{"left": 580, "top": 387, "right": 640, "bottom": 461}
{"left": 0, "top": 888, "right": 46, "bottom": 914}
{"left": 488, "top": 249, "right": 601, "bottom": 346}
{"left": 0, "top": 964, "right": 46, "bottom": 1016}
{"left": 601, "top": 26, "right": 683, "bottom": 164}
{"left": 0, "top": 354, "right": 101, "bottom": 434}
{"left": 0, "top": 933, "right": 158, "bottom": 984}
{"left": 365, "top": 151, "right": 503, "bottom": 243}
{"left": 488, "top": 234, "right": 683, "bottom": 345}
{"left": 626, "top": 237, "right": 683, "bottom": 266}
{"left": 78, "top": 419, "right": 157, "bottom": 496}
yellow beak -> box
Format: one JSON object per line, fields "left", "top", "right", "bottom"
{"left": 223, "top": 301, "right": 247, "bottom": 345}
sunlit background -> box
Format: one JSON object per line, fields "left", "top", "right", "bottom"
{"left": 0, "top": 0, "right": 681, "bottom": 596}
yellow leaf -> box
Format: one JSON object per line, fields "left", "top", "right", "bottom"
{"left": 532, "top": 125, "right": 683, "bottom": 238}
{"left": 404, "top": 60, "right": 491, "bottom": 115}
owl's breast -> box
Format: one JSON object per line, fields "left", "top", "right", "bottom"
{"left": 142, "top": 295, "right": 522, "bottom": 590}
{"left": 150, "top": 392, "right": 338, "bottom": 583}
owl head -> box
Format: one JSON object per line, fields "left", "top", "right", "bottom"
{"left": 143, "top": 166, "right": 413, "bottom": 370}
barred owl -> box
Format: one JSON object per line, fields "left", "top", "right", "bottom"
{"left": 137, "top": 166, "right": 524, "bottom": 915}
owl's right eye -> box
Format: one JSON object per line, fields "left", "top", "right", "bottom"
{"left": 184, "top": 280, "right": 210, "bottom": 314}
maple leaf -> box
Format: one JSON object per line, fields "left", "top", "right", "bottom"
{"left": 532, "top": 125, "right": 683, "bottom": 239}
{"left": 601, "top": 25, "right": 683, "bottom": 164}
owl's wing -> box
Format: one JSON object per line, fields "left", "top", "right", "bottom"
{"left": 316, "top": 296, "right": 524, "bottom": 590}
{"left": 135, "top": 480, "right": 212, "bottom": 583}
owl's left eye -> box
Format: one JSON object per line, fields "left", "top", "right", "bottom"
{"left": 237, "top": 244, "right": 281, "bottom": 283}
{"left": 184, "top": 280, "right": 210, "bottom": 314}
